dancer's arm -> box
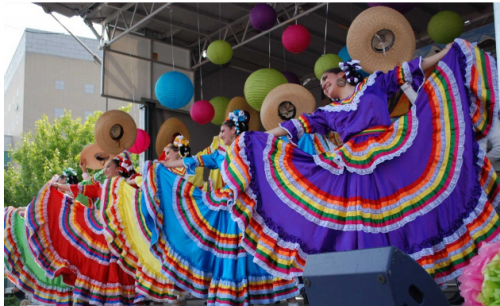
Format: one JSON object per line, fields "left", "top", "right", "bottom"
{"left": 421, "top": 43, "right": 453, "bottom": 71}
{"left": 159, "top": 159, "right": 185, "bottom": 168}
{"left": 266, "top": 127, "right": 289, "bottom": 137}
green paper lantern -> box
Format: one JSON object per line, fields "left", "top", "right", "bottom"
{"left": 207, "top": 40, "right": 233, "bottom": 65}
{"left": 314, "top": 54, "right": 343, "bottom": 80}
{"left": 427, "top": 11, "right": 464, "bottom": 44}
{"left": 244, "top": 68, "right": 288, "bottom": 111}
{"left": 210, "top": 96, "right": 231, "bottom": 125}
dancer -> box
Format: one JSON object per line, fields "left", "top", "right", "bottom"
{"left": 55, "top": 151, "right": 185, "bottom": 304}
{"left": 222, "top": 38, "right": 500, "bottom": 285}
{"left": 142, "top": 110, "right": 301, "bottom": 306}
{"left": 5, "top": 206, "right": 73, "bottom": 306}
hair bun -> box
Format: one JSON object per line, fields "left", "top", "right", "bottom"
{"left": 339, "top": 60, "right": 363, "bottom": 85}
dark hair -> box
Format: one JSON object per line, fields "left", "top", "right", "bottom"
{"left": 58, "top": 174, "right": 79, "bottom": 185}
{"left": 222, "top": 110, "right": 251, "bottom": 136}
{"left": 167, "top": 142, "right": 191, "bottom": 158}
{"left": 324, "top": 67, "right": 362, "bottom": 86}
{"left": 109, "top": 159, "right": 136, "bottom": 178}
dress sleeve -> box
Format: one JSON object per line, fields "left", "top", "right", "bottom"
{"left": 279, "top": 110, "right": 331, "bottom": 145}
{"left": 70, "top": 181, "right": 102, "bottom": 199}
{"left": 183, "top": 152, "right": 221, "bottom": 175}
{"left": 375, "top": 57, "right": 425, "bottom": 97}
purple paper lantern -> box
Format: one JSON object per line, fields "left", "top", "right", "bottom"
{"left": 367, "top": 3, "right": 416, "bottom": 14}
{"left": 282, "top": 71, "right": 300, "bottom": 85}
{"left": 250, "top": 4, "right": 277, "bottom": 31}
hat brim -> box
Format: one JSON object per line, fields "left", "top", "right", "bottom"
{"left": 225, "top": 96, "right": 261, "bottom": 131}
{"left": 260, "top": 84, "right": 316, "bottom": 130}
{"left": 155, "top": 118, "right": 191, "bottom": 157}
{"left": 94, "top": 110, "right": 137, "bottom": 155}
{"left": 346, "top": 6, "right": 415, "bottom": 73}
{"left": 80, "top": 143, "right": 116, "bottom": 170}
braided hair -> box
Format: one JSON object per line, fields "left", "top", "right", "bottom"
{"left": 222, "top": 110, "right": 250, "bottom": 136}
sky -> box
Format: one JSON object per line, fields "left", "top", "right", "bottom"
{"left": 3, "top": 2, "right": 101, "bottom": 76}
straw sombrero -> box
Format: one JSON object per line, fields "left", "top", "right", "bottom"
{"left": 80, "top": 143, "right": 116, "bottom": 170}
{"left": 155, "top": 118, "right": 191, "bottom": 156}
{"left": 94, "top": 110, "right": 137, "bottom": 155}
{"left": 346, "top": 6, "right": 415, "bottom": 73}
{"left": 260, "top": 84, "right": 316, "bottom": 130}
{"left": 225, "top": 96, "right": 261, "bottom": 131}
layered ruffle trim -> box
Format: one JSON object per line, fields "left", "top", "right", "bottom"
{"left": 4, "top": 207, "right": 73, "bottom": 306}
{"left": 24, "top": 181, "right": 137, "bottom": 305}
{"left": 100, "top": 176, "right": 185, "bottom": 303}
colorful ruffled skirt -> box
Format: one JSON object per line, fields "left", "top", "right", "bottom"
{"left": 25, "top": 181, "right": 137, "bottom": 305}
{"left": 222, "top": 39, "right": 500, "bottom": 284}
{"left": 99, "top": 177, "right": 185, "bottom": 302}
{"left": 141, "top": 161, "right": 300, "bottom": 305}
{"left": 4, "top": 206, "right": 73, "bottom": 305}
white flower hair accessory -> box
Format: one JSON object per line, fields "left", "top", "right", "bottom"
{"left": 339, "top": 60, "right": 363, "bottom": 85}
{"left": 173, "top": 135, "right": 189, "bottom": 148}
{"left": 227, "top": 110, "right": 247, "bottom": 134}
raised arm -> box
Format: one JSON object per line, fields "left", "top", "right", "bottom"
{"left": 266, "top": 127, "right": 289, "bottom": 137}
{"left": 421, "top": 43, "right": 453, "bottom": 71}
{"left": 159, "top": 159, "right": 185, "bottom": 169}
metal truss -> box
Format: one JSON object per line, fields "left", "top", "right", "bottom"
{"left": 99, "top": 3, "right": 172, "bottom": 48}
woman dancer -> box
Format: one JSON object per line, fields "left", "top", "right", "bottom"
{"left": 54, "top": 151, "right": 185, "bottom": 304}
{"left": 222, "top": 38, "right": 500, "bottom": 285}
{"left": 5, "top": 206, "right": 73, "bottom": 306}
{"left": 142, "top": 110, "right": 301, "bottom": 306}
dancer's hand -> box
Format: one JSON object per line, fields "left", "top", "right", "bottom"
{"left": 421, "top": 42, "right": 454, "bottom": 71}
{"left": 79, "top": 159, "right": 87, "bottom": 172}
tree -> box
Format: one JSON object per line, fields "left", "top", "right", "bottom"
{"left": 4, "top": 105, "right": 138, "bottom": 207}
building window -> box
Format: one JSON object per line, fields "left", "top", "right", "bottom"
{"left": 55, "top": 108, "right": 64, "bottom": 118}
{"left": 84, "top": 111, "right": 93, "bottom": 121}
{"left": 55, "top": 80, "right": 65, "bottom": 90}
{"left": 85, "top": 84, "right": 94, "bottom": 94}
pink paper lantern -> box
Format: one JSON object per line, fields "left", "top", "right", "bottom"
{"left": 190, "top": 100, "right": 215, "bottom": 124}
{"left": 282, "top": 24, "right": 311, "bottom": 54}
{"left": 129, "top": 128, "right": 151, "bottom": 154}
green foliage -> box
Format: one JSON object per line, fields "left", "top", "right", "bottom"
{"left": 4, "top": 296, "right": 20, "bottom": 306}
{"left": 4, "top": 105, "right": 138, "bottom": 207}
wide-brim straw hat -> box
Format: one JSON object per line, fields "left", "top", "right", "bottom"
{"left": 260, "top": 84, "right": 316, "bottom": 130}
{"left": 225, "top": 96, "right": 261, "bottom": 131}
{"left": 155, "top": 117, "right": 191, "bottom": 157}
{"left": 346, "top": 6, "right": 415, "bottom": 73}
{"left": 94, "top": 110, "right": 137, "bottom": 155}
{"left": 80, "top": 143, "right": 116, "bottom": 170}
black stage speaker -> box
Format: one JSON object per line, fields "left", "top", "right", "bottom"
{"left": 302, "top": 246, "right": 450, "bottom": 306}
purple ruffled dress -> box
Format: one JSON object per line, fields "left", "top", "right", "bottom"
{"left": 222, "top": 39, "right": 500, "bottom": 285}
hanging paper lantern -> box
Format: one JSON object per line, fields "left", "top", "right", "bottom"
{"left": 207, "top": 40, "right": 233, "bottom": 65}
{"left": 155, "top": 71, "right": 194, "bottom": 109}
{"left": 427, "top": 11, "right": 464, "bottom": 44}
{"left": 367, "top": 3, "right": 416, "bottom": 14}
{"left": 282, "top": 71, "right": 301, "bottom": 85}
{"left": 338, "top": 46, "right": 351, "bottom": 62}
{"left": 128, "top": 128, "right": 150, "bottom": 154}
{"left": 314, "top": 54, "right": 343, "bottom": 80}
{"left": 190, "top": 100, "right": 215, "bottom": 124}
{"left": 244, "top": 68, "right": 288, "bottom": 111}
{"left": 250, "top": 3, "right": 277, "bottom": 31}
{"left": 210, "top": 96, "right": 231, "bottom": 125}
{"left": 282, "top": 24, "right": 311, "bottom": 54}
